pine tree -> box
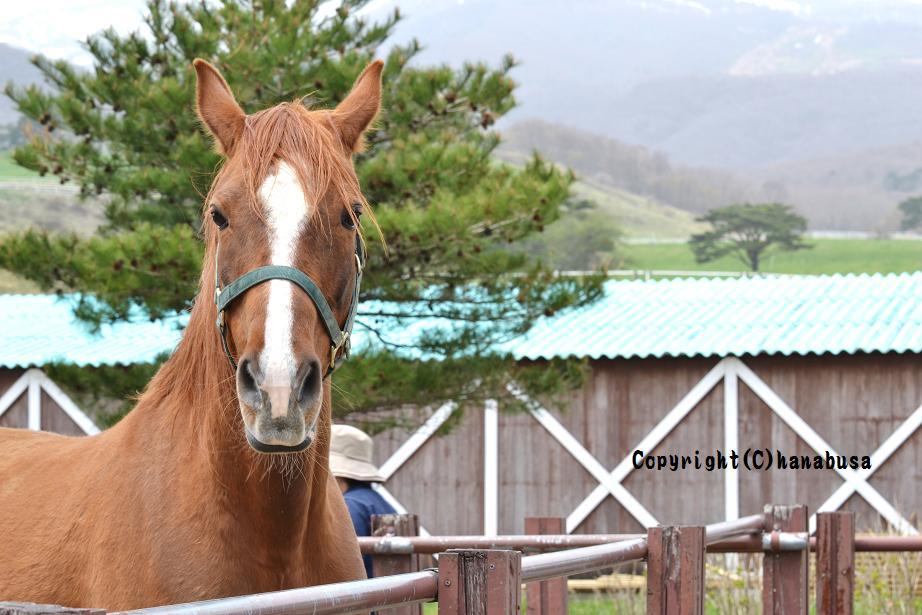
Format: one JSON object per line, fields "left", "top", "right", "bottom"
{"left": 689, "top": 203, "right": 810, "bottom": 272}
{"left": 1, "top": 0, "right": 601, "bottom": 421}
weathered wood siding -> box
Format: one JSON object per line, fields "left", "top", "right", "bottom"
{"left": 0, "top": 368, "right": 85, "bottom": 435}
{"left": 374, "top": 353, "right": 922, "bottom": 534}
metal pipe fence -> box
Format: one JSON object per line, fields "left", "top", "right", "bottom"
{"left": 9, "top": 504, "right": 922, "bottom": 615}
{"left": 109, "top": 571, "right": 440, "bottom": 615}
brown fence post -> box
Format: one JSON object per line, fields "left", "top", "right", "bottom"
{"left": 437, "top": 549, "right": 521, "bottom": 614}
{"left": 524, "top": 517, "right": 568, "bottom": 615}
{"left": 370, "top": 513, "right": 421, "bottom": 615}
{"left": 646, "top": 526, "right": 706, "bottom": 615}
{"left": 816, "top": 511, "right": 855, "bottom": 615}
{"left": 762, "top": 504, "right": 809, "bottom": 615}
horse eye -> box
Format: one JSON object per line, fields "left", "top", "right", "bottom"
{"left": 211, "top": 207, "right": 229, "bottom": 230}
{"left": 341, "top": 203, "right": 362, "bottom": 230}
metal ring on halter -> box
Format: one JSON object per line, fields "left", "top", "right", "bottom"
{"left": 330, "top": 331, "right": 350, "bottom": 368}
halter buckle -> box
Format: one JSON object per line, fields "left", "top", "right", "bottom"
{"left": 330, "top": 331, "right": 351, "bottom": 369}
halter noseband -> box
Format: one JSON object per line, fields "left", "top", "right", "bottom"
{"left": 213, "top": 233, "right": 364, "bottom": 378}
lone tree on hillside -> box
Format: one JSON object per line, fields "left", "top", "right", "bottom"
{"left": 0, "top": 0, "right": 602, "bottom": 423}
{"left": 898, "top": 196, "right": 922, "bottom": 231}
{"left": 689, "top": 203, "right": 810, "bottom": 272}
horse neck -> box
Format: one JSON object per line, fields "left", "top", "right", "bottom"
{"left": 133, "top": 247, "right": 334, "bottom": 540}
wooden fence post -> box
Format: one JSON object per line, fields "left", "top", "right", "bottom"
{"left": 646, "top": 526, "right": 706, "bottom": 615}
{"left": 371, "top": 513, "right": 421, "bottom": 615}
{"left": 524, "top": 517, "right": 568, "bottom": 615}
{"left": 762, "top": 504, "right": 809, "bottom": 615}
{"left": 816, "top": 511, "right": 855, "bottom": 615}
{"left": 437, "top": 549, "right": 521, "bottom": 615}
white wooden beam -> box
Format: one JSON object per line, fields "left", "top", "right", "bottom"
{"left": 0, "top": 370, "right": 31, "bottom": 419}
{"left": 733, "top": 359, "right": 918, "bottom": 535}
{"left": 723, "top": 366, "right": 740, "bottom": 523}
{"left": 483, "top": 398, "right": 499, "bottom": 537}
{"left": 817, "top": 401, "right": 922, "bottom": 530}
{"left": 374, "top": 403, "right": 457, "bottom": 540}
{"left": 36, "top": 370, "right": 101, "bottom": 436}
{"left": 26, "top": 368, "right": 41, "bottom": 431}
{"left": 507, "top": 383, "right": 659, "bottom": 531}
{"left": 378, "top": 401, "right": 455, "bottom": 481}
{"left": 544, "top": 359, "right": 728, "bottom": 533}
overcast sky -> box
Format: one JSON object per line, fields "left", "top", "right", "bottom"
{"left": 0, "top": 0, "right": 390, "bottom": 65}
{"left": 2, "top": 0, "right": 918, "bottom": 66}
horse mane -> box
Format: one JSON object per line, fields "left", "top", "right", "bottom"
{"left": 140, "top": 101, "right": 372, "bottom": 424}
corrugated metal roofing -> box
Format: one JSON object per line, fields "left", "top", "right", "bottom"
{"left": 508, "top": 272, "right": 922, "bottom": 360}
{"left": 0, "top": 272, "right": 920, "bottom": 368}
{"left": 0, "top": 294, "right": 186, "bottom": 368}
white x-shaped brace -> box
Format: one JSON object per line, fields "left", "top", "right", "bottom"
{"left": 373, "top": 357, "right": 921, "bottom": 537}
{"left": 510, "top": 357, "right": 920, "bottom": 536}
{"left": 370, "top": 401, "right": 460, "bottom": 537}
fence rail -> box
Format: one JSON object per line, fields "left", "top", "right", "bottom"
{"left": 358, "top": 531, "right": 922, "bottom": 555}
{"left": 7, "top": 505, "right": 922, "bottom": 615}
{"left": 108, "top": 571, "right": 439, "bottom": 615}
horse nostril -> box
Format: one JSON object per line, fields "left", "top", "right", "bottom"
{"left": 236, "top": 357, "right": 263, "bottom": 409}
{"left": 295, "top": 358, "right": 322, "bottom": 409}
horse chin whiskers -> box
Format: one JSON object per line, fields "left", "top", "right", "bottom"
{"left": 258, "top": 450, "right": 307, "bottom": 490}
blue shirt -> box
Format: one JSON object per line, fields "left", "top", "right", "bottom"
{"left": 343, "top": 483, "right": 397, "bottom": 578}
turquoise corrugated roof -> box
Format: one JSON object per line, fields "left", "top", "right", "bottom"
{"left": 0, "top": 294, "right": 186, "bottom": 368}
{"left": 1, "top": 272, "right": 920, "bottom": 368}
{"left": 507, "top": 272, "right": 922, "bottom": 360}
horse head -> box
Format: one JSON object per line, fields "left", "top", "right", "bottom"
{"left": 193, "top": 59, "right": 381, "bottom": 454}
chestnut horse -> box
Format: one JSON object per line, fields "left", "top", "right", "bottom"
{"left": 0, "top": 59, "right": 382, "bottom": 608}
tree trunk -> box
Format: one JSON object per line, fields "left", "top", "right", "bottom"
{"left": 749, "top": 250, "right": 760, "bottom": 272}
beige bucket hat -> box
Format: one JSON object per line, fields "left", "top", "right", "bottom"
{"left": 329, "top": 424, "right": 385, "bottom": 483}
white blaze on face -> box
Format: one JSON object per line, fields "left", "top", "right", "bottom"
{"left": 258, "top": 162, "right": 310, "bottom": 417}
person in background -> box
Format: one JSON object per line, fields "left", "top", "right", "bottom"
{"left": 329, "top": 424, "right": 397, "bottom": 578}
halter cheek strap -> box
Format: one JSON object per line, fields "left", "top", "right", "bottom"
{"left": 213, "top": 233, "right": 364, "bottom": 378}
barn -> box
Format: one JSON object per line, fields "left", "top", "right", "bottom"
{"left": 0, "top": 293, "right": 182, "bottom": 436}
{"left": 2, "top": 272, "right": 920, "bottom": 538}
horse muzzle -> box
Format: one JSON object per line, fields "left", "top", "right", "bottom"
{"left": 236, "top": 355, "right": 322, "bottom": 454}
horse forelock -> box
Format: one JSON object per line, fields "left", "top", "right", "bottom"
{"left": 211, "top": 102, "right": 366, "bottom": 223}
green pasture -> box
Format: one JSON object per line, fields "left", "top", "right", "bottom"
{"left": 624, "top": 238, "right": 922, "bottom": 275}
{"left": 0, "top": 151, "right": 46, "bottom": 180}
{"left": 0, "top": 237, "right": 918, "bottom": 295}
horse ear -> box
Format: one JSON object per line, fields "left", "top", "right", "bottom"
{"left": 332, "top": 60, "right": 383, "bottom": 152}
{"left": 193, "top": 59, "right": 245, "bottom": 155}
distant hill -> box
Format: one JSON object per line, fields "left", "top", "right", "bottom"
{"left": 755, "top": 140, "right": 922, "bottom": 231}
{"left": 570, "top": 179, "right": 705, "bottom": 240}
{"left": 385, "top": 0, "right": 922, "bottom": 171}
{"left": 499, "top": 119, "right": 922, "bottom": 232}
{"left": 0, "top": 43, "right": 41, "bottom": 124}
{"left": 0, "top": 151, "right": 104, "bottom": 235}
{"left": 9, "top": 0, "right": 922, "bottom": 233}
{"left": 598, "top": 68, "right": 922, "bottom": 170}
{"left": 499, "top": 120, "right": 757, "bottom": 215}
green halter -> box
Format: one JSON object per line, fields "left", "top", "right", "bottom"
{"left": 213, "top": 233, "right": 364, "bottom": 377}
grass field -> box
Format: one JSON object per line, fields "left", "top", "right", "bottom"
{"left": 0, "top": 150, "right": 48, "bottom": 180}
{"left": 624, "top": 238, "right": 922, "bottom": 275}
{"left": 572, "top": 179, "right": 705, "bottom": 239}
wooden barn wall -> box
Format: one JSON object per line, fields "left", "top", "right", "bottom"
{"left": 0, "top": 369, "right": 28, "bottom": 429}
{"left": 373, "top": 353, "right": 922, "bottom": 535}
{"left": 0, "top": 368, "right": 85, "bottom": 435}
